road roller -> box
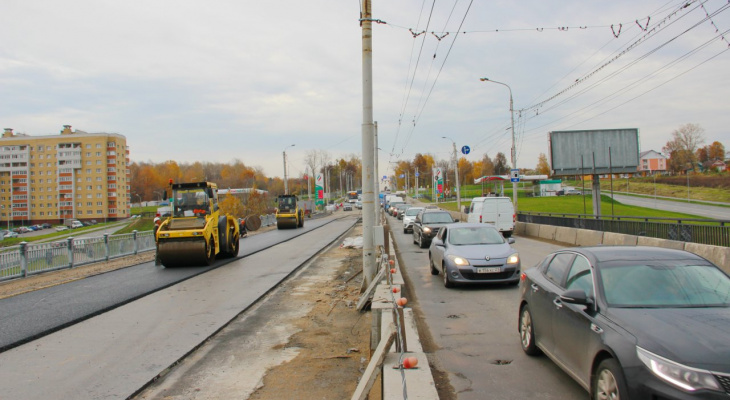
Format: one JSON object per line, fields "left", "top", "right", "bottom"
{"left": 275, "top": 194, "right": 304, "bottom": 229}
{"left": 156, "top": 181, "right": 240, "bottom": 267}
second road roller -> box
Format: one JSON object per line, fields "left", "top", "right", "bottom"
{"left": 156, "top": 181, "right": 240, "bottom": 267}
{"left": 275, "top": 194, "right": 304, "bottom": 229}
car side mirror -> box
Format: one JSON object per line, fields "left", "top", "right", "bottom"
{"left": 508, "top": 237, "right": 515, "bottom": 244}
{"left": 560, "top": 289, "right": 593, "bottom": 306}
{"left": 433, "top": 238, "right": 444, "bottom": 247}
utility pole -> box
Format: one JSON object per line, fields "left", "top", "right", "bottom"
{"left": 360, "top": 0, "right": 376, "bottom": 285}
{"left": 374, "top": 121, "right": 380, "bottom": 226}
{"left": 443, "top": 137, "right": 461, "bottom": 215}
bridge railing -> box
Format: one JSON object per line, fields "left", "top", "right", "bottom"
{"left": 0, "top": 230, "right": 156, "bottom": 283}
{"left": 518, "top": 212, "right": 730, "bottom": 247}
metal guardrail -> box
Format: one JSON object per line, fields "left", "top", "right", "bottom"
{"left": 0, "top": 230, "right": 157, "bottom": 282}
{"left": 518, "top": 212, "right": 730, "bottom": 247}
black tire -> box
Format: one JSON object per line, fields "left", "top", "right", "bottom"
{"left": 418, "top": 234, "right": 428, "bottom": 249}
{"left": 519, "top": 305, "right": 541, "bottom": 355}
{"left": 218, "top": 217, "right": 228, "bottom": 256}
{"left": 403, "top": 227, "right": 408, "bottom": 234}
{"left": 443, "top": 264, "right": 454, "bottom": 288}
{"left": 204, "top": 238, "right": 215, "bottom": 266}
{"left": 429, "top": 255, "right": 439, "bottom": 275}
{"left": 229, "top": 234, "right": 240, "bottom": 257}
{"left": 593, "top": 359, "right": 628, "bottom": 400}
{"left": 503, "top": 230, "right": 513, "bottom": 238}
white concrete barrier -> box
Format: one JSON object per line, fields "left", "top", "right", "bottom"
{"left": 683, "top": 243, "right": 730, "bottom": 274}
{"left": 575, "top": 228, "right": 604, "bottom": 247}
{"left": 637, "top": 236, "right": 685, "bottom": 250}
{"left": 603, "top": 232, "right": 639, "bottom": 246}
{"left": 555, "top": 226, "right": 578, "bottom": 245}
{"left": 538, "top": 225, "right": 557, "bottom": 241}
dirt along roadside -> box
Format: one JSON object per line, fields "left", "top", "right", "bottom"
{"left": 135, "top": 222, "right": 374, "bottom": 400}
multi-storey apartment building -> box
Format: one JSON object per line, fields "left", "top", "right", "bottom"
{"left": 0, "top": 125, "right": 130, "bottom": 226}
{"left": 637, "top": 150, "right": 667, "bottom": 175}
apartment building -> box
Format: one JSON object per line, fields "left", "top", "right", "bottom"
{"left": 0, "top": 125, "right": 130, "bottom": 226}
{"left": 637, "top": 150, "right": 667, "bottom": 175}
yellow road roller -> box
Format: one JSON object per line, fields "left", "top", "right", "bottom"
{"left": 156, "top": 181, "right": 240, "bottom": 267}
{"left": 275, "top": 194, "right": 304, "bottom": 229}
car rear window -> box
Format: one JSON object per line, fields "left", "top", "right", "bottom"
{"left": 422, "top": 213, "right": 454, "bottom": 224}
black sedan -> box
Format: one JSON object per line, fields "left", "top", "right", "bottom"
{"left": 428, "top": 223, "right": 520, "bottom": 288}
{"left": 518, "top": 246, "right": 730, "bottom": 400}
{"left": 411, "top": 209, "right": 455, "bottom": 248}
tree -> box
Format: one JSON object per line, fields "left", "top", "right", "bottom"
{"left": 707, "top": 141, "right": 726, "bottom": 160}
{"left": 536, "top": 153, "right": 551, "bottom": 176}
{"left": 457, "top": 157, "right": 472, "bottom": 185}
{"left": 494, "top": 152, "right": 509, "bottom": 175}
{"left": 480, "top": 154, "right": 495, "bottom": 177}
{"left": 663, "top": 123, "right": 705, "bottom": 173}
{"left": 218, "top": 193, "right": 245, "bottom": 219}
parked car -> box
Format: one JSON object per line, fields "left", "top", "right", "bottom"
{"left": 4, "top": 232, "right": 19, "bottom": 238}
{"left": 42, "top": 223, "right": 52, "bottom": 229}
{"left": 429, "top": 223, "right": 520, "bottom": 288}
{"left": 55, "top": 226, "right": 69, "bottom": 232}
{"left": 519, "top": 246, "right": 730, "bottom": 400}
{"left": 402, "top": 207, "right": 425, "bottom": 234}
{"left": 412, "top": 209, "right": 456, "bottom": 248}
{"left": 565, "top": 189, "right": 582, "bottom": 195}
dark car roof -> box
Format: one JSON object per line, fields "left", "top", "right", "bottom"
{"left": 558, "top": 246, "right": 710, "bottom": 265}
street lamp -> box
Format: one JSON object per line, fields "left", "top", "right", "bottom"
{"left": 480, "top": 77, "right": 517, "bottom": 210}
{"left": 132, "top": 193, "right": 142, "bottom": 206}
{"left": 283, "top": 144, "right": 295, "bottom": 195}
{"left": 153, "top": 190, "right": 163, "bottom": 202}
{"left": 442, "top": 136, "right": 461, "bottom": 216}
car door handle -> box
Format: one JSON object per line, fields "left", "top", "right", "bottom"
{"left": 530, "top": 284, "right": 539, "bottom": 292}
{"left": 553, "top": 298, "right": 563, "bottom": 309}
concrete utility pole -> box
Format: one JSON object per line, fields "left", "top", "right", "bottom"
{"left": 283, "top": 144, "right": 295, "bottom": 195}
{"left": 374, "top": 121, "right": 380, "bottom": 226}
{"left": 360, "top": 0, "right": 376, "bottom": 286}
{"left": 443, "top": 137, "right": 461, "bottom": 215}
{"left": 480, "top": 78, "right": 518, "bottom": 211}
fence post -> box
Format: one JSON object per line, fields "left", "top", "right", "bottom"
{"left": 20, "top": 242, "right": 28, "bottom": 278}
{"left": 104, "top": 233, "right": 110, "bottom": 261}
{"left": 132, "top": 230, "right": 138, "bottom": 255}
{"left": 67, "top": 237, "right": 74, "bottom": 268}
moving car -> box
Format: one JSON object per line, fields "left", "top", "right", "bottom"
{"left": 429, "top": 223, "right": 520, "bottom": 288}
{"left": 394, "top": 203, "right": 412, "bottom": 219}
{"left": 412, "top": 209, "right": 456, "bottom": 248}
{"left": 565, "top": 189, "right": 582, "bottom": 195}
{"left": 402, "top": 207, "right": 424, "bottom": 233}
{"left": 518, "top": 246, "right": 730, "bottom": 400}
{"left": 343, "top": 203, "right": 353, "bottom": 211}
{"left": 465, "top": 197, "right": 515, "bottom": 237}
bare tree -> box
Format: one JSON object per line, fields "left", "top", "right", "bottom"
{"left": 663, "top": 123, "right": 706, "bottom": 173}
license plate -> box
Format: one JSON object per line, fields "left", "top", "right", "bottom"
{"left": 476, "top": 267, "right": 501, "bottom": 273}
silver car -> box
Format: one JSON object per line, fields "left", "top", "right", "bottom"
{"left": 402, "top": 207, "right": 424, "bottom": 233}
{"left": 428, "top": 223, "right": 520, "bottom": 288}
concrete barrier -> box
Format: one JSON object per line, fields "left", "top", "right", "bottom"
{"left": 602, "top": 232, "right": 639, "bottom": 246}
{"left": 525, "top": 223, "right": 541, "bottom": 238}
{"left": 683, "top": 243, "right": 730, "bottom": 274}
{"left": 637, "top": 236, "right": 685, "bottom": 250}
{"left": 514, "top": 222, "right": 527, "bottom": 236}
{"left": 538, "top": 225, "right": 557, "bottom": 241}
{"left": 574, "top": 228, "right": 604, "bottom": 247}
{"left": 554, "top": 226, "right": 578, "bottom": 245}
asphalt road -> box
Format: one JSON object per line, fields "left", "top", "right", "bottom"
{"left": 0, "top": 214, "right": 358, "bottom": 400}
{"left": 389, "top": 213, "right": 588, "bottom": 399}
{"left": 0, "top": 214, "right": 345, "bottom": 352}
{"left": 609, "top": 193, "right": 730, "bottom": 220}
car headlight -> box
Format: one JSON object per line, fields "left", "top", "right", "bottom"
{"left": 637, "top": 347, "right": 722, "bottom": 392}
{"left": 447, "top": 255, "right": 470, "bottom": 266}
{"left": 422, "top": 227, "right": 432, "bottom": 234}
{"left": 507, "top": 253, "right": 520, "bottom": 264}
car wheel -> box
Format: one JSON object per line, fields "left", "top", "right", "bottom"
{"left": 418, "top": 234, "right": 427, "bottom": 248}
{"left": 403, "top": 227, "right": 408, "bottom": 234}
{"left": 442, "top": 264, "right": 454, "bottom": 288}
{"left": 519, "top": 305, "right": 541, "bottom": 356}
{"left": 593, "top": 359, "right": 628, "bottom": 400}
{"left": 429, "top": 255, "right": 439, "bottom": 275}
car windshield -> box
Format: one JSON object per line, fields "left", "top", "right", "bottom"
{"left": 405, "top": 208, "right": 423, "bottom": 216}
{"left": 422, "top": 213, "right": 453, "bottom": 224}
{"left": 600, "top": 262, "right": 730, "bottom": 308}
{"left": 449, "top": 227, "right": 504, "bottom": 245}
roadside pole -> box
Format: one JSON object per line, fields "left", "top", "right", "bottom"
{"left": 360, "top": 0, "right": 376, "bottom": 285}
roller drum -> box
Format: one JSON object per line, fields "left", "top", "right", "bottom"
{"left": 157, "top": 240, "right": 209, "bottom": 267}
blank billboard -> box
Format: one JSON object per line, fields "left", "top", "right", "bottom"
{"left": 549, "top": 129, "right": 639, "bottom": 176}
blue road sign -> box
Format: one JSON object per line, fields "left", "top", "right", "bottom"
{"left": 415, "top": 172, "right": 419, "bottom": 177}
{"left": 461, "top": 145, "right": 470, "bottom": 155}
{"left": 399, "top": 174, "right": 405, "bottom": 178}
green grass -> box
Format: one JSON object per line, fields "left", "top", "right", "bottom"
{"left": 114, "top": 218, "right": 155, "bottom": 234}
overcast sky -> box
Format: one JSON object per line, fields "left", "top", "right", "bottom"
{"left": 1, "top": 0, "right": 728, "bottom": 180}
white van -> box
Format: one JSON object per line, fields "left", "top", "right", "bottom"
{"left": 466, "top": 197, "right": 515, "bottom": 237}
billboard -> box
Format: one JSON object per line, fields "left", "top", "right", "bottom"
{"left": 315, "top": 173, "right": 324, "bottom": 206}
{"left": 549, "top": 129, "right": 640, "bottom": 176}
